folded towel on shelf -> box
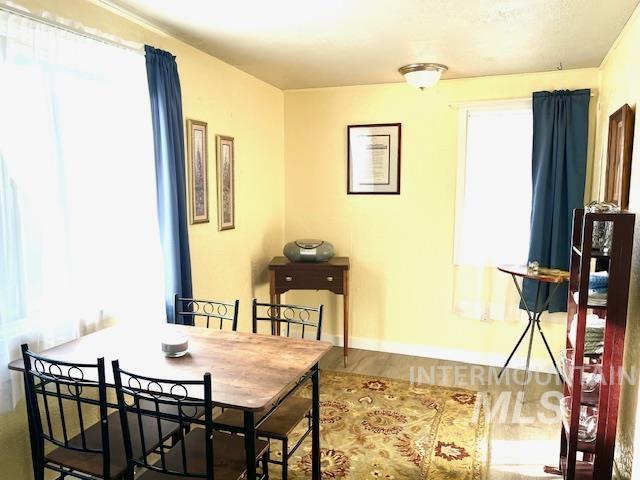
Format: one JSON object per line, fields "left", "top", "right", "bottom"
{"left": 572, "top": 313, "right": 605, "bottom": 329}
{"left": 589, "top": 271, "right": 609, "bottom": 289}
{"left": 588, "top": 290, "right": 607, "bottom": 306}
{"left": 569, "top": 314, "right": 605, "bottom": 355}
{"left": 573, "top": 291, "right": 607, "bottom": 307}
{"left": 589, "top": 286, "right": 608, "bottom": 294}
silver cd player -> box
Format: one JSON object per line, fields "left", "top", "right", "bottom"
{"left": 283, "top": 239, "right": 335, "bottom": 262}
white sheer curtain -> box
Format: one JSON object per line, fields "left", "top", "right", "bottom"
{"left": 453, "top": 101, "right": 533, "bottom": 321}
{"left": 0, "top": 11, "right": 166, "bottom": 411}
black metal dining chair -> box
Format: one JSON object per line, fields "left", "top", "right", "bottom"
{"left": 173, "top": 294, "right": 240, "bottom": 330}
{"left": 216, "top": 299, "right": 323, "bottom": 480}
{"left": 112, "top": 360, "right": 270, "bottom": 480}
{"left": 20, "top": 344, "right": 179, "bottom": 480}
{"left": 252, "top": 299, "right": 324, "bottom": 341}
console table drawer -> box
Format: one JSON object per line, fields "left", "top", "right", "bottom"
{"left": 275, "top": 269, "right": 344, "bottom": 294}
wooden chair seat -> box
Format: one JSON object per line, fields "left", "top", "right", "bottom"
{"left": 138, "top": 427, "right": 269, "bottom": 480}
{"left": 46, "top": 408, "right": 179, "bottom": 479}
{"left": 216, "top": 396, "right": 311, "bottom": 439}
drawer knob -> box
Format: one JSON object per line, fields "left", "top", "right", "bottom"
{"left": 326, "top": 276, "right": 334, "bottom": 282}
{"left": 285, "top": 276, "right": 293, "bottom": 282}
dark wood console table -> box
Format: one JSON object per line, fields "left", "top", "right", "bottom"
{"left": 269, "top": 256, "right": 350, "bottom": 365}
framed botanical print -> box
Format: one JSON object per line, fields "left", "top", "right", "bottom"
{"left": 186, "top": 119, "right": 209, "bottom": 224}
{"left": 347, "top": 123, "right": 401, "bottom": 194}
{"left": 216, "top": 135, "right": 235, "bottom": 231}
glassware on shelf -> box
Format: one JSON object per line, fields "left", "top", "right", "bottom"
{"left": 561, "top": 396, "right": 598, "bottom": 443}
{"left": 585, "top": 201, "right": 620, "bottom": 253}
{"left": 560, "top": 349, "right": 602, "bottom": 392}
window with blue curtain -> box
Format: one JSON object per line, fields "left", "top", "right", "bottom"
{"left": 0, "top": 10, "right": 166, "bottom": 411}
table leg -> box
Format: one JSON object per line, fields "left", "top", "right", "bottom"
{"left": 311, "top": 364, "right": 321, "bottom": 480}
{"left": 536, "top": 317, "right": 564, "bottom": 378}
{"left": 498, "top": 320, "right": 533, "bottom": 379}
{"left": 505, "top": 276, "right": 566, "bottom": 388}
{"left": 275, "top": 293, "right": 282, "bottom": 336}
{"left": 498, "top": 274, "right": 538, "bottom": 380}
{"left": 269, "top": 270, "right": 276, "bottom": 306}
{"left": 522, "top": 282, "right": 542, "bottom": 385}
{"left": 269, "top": 271, "right": 281, "bottom": 336}
{"left": 533, "top": 282, "right": 565, "bottom": 380}
{"left": 343, "top": 271, "right": 349, "bottom": 367}
{"left": 244, "top": 411, "right": 257, "bottom": 480}
{"left": 523, "top": 315, "right": 536, "bottom": 385}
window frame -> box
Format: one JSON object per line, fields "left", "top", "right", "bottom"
{"left": 453, "top": 98, "right": 533, "bottom": 266}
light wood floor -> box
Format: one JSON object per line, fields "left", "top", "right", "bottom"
{"left": 320, "top": 347, "right": 563, "bottom": 480}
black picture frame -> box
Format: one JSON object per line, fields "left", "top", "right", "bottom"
{"left": 347, "top": 123, "right": 401, "bottom": 194}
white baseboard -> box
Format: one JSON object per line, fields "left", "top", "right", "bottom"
{"left": 322, "top": 333, "right": 558, "bottom": 374}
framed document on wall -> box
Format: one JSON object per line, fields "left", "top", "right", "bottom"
{"left": 347, "top": 123, "right": 401, "bottom": 194}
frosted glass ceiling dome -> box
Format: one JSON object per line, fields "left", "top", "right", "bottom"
{"left": 399, "top": 63, "right": 448, "bottom": 89}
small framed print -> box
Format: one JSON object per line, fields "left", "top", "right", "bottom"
{"left": 216, "top": 135, "right": 235, "bottom": 231}
{"left": 186, "top": 119, "right": 209, "bottom": 224}
{"left": 604, "top": 104, "right": 634, "bottom": 209}
{"left": 347, "top": 123, "right": 401, "bottom": 194}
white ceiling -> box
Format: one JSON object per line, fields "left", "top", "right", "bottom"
{"left": 102, "top": 0, "right": 639, "bottom": 89}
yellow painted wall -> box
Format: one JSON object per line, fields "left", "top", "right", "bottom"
{"left": 283, "top": 69, "right": 599, "bottom": 369}
{"left": 2, "top": 1, "right": 634, "bottom": 479}
{"left": 0, "top": 0, "right": 284, "bottom": 478}
{"left": 593, "top": 5, "right": 640, "bottom": 479}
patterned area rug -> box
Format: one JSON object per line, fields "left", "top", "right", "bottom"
{"left": 273, "top": 370, "right": 487, "bottom": 479}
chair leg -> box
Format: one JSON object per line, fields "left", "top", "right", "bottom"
{"left": 124, "top": 466, "right": 135, "bottom": 480}
{"left": 34, "top": 458, "right": 45, "bottom": 480}
{"left": 262, "top": 450, "right": 270, "bottom": 480}
{"left": 282, "top": 438, "right": 288, "bottom": 480}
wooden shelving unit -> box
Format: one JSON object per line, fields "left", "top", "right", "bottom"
{"left": 560, "top": 209, "right": 635, "bottom": 479}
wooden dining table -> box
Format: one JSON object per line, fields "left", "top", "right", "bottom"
{"left": 8, "top": 324, "right": 333, "bottom": 480}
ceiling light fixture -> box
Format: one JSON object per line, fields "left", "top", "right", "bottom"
{"left": 399, "top": 63, "right": 448, "bottom": 90}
